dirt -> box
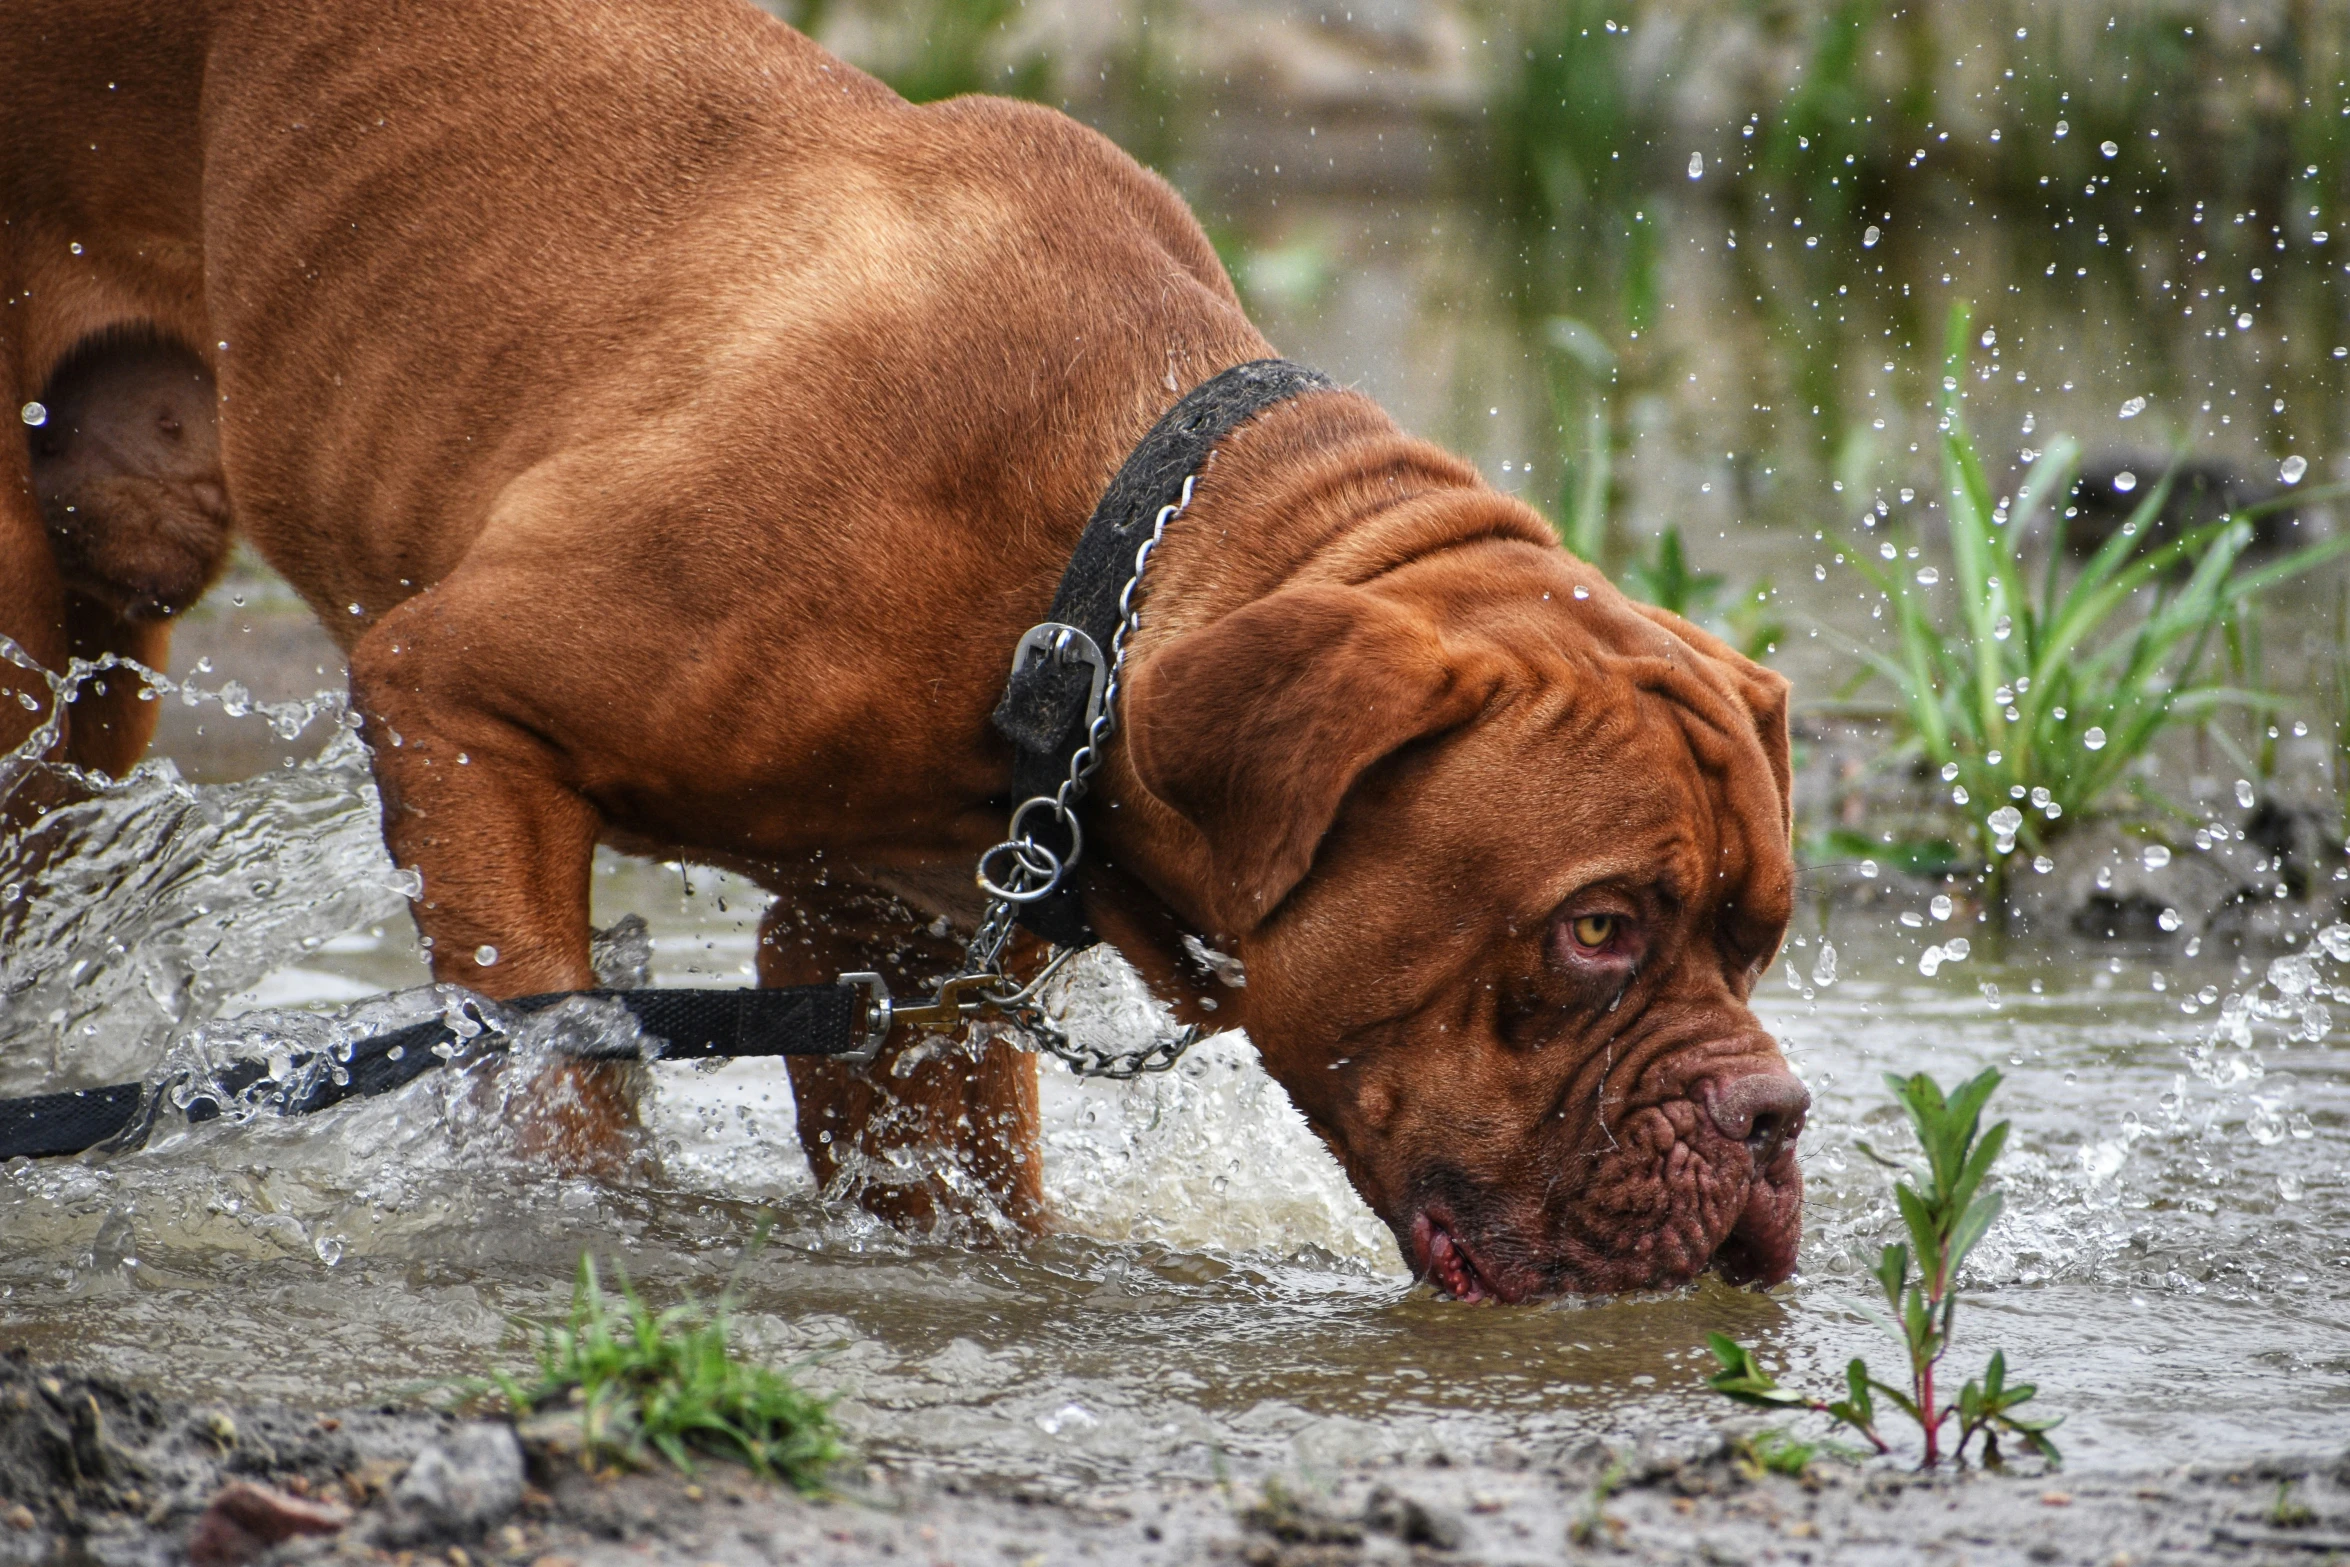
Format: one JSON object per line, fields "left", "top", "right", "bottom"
{"left": 3, "top": 1354, "right": 2346, "bottom": 1567}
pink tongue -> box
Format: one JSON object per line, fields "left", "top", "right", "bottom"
{"left": 1429, "top": 1227, "right": 1486, "bottom": 1301}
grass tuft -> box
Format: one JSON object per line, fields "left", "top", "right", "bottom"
{"left": 485, "top": 1253, "right": 840, "bottom": 1490}
{"left": 1833, "top": 301, "right": 2350, "bottom": 893}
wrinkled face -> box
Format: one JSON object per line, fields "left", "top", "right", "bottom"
{"left": 1240, "top": 675, "right": 1804, "bottom": 1300}
{"left": 1124, "top": 550, "right": 1803, "bottom": 1301}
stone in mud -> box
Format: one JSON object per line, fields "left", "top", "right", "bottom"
{"left": 1363, "top": 1483, "right": 1465, "bottom": 1549}
{"left": 373, "top": 1425, "right": 525, "bottom": 1546}
{"left": 1998, "top": 821, "right": 2239, "bottom": 939}
{"left": 186, "top": 1481, "right": 348, "bottom": 1567}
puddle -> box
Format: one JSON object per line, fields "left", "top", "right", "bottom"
{"left": 0, "top": 689, "right": 2343, "bottom": 1485}
{"left": 5, "top": 46, "right": 2348, "bottom": 1484}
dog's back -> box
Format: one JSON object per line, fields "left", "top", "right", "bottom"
{"left": 2, "top": 0, "right": 1254, "bottom": 763}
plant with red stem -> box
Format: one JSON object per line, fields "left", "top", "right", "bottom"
{"left": 1704, "top": 1068, "right": 2062, "bottom": 1469}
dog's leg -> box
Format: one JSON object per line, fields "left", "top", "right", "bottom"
{"left": 345, "top": 589, "right": 636, "bottom": 1171}
{"left": 60, "top": 596, "right": 170, "bottom": 779}
{"left": 757, "top": 883, "right": 1043, "bottom": 1232}
{"left": 0, "top": 331, "right": 71, "bottom": 814}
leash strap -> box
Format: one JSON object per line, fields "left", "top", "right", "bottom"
{"left": 990, "top": 358, "right": 1333, "bottom": 947}
{"left": 0, "top": 984, "right": 863, "bottom": 1162}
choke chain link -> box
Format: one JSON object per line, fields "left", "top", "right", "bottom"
{"left": 950, "top": 475, "right": 1205, "bottom": 1079}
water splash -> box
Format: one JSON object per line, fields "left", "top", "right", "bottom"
{"left": 0, "top": 651, "right": 413, "bottom": 1094}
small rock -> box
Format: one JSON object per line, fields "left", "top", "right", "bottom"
{"left": 187, "top": 1480, "right": 350, "bottom": 1567}
{"left": 4, "top": 1504, "right": 34, "bottom": 1531}
{"left": 375, "top": 1426, "right": 526, "bottom": 1547}
{"left": 1363, "top": 1484, "right": 1464, "bottom": 1551}
{"left": 515, "top": 1410, "right": 586, "bottom": 1472}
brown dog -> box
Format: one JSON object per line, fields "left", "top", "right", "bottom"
{"left": 1, "top": 0, "right": 1806, "bottom": 1299}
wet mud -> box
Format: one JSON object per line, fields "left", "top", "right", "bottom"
{"left": 4, "top": 1355, "right": 2346, "bottom": 1567}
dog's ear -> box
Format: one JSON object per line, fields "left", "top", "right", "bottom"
{"left": 1123, "top": 585, "right": 1491, "bottom": 934}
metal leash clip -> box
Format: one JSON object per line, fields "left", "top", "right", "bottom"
{"left": 836, "top": 948, "right": 1087, "bottom": 1068}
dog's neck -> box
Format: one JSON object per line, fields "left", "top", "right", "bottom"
{"left": 1085, "top": 386, "right": 1558, "bottom": 953}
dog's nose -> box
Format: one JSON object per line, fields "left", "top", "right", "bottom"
{"left": 1704, "top": 1070, "right": 1810, "bottom": 1165}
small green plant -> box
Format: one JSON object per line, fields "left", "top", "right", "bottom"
{"left": 1837, "top": 302, "right": 2350, "bottom": 895}
{"left": 484, "top": 1254, "right": 840, "bottom": 1489}
{"left": 1732, "top": 1427, "right": 1820, "bottom": 1478}
{"left": 2269, "top": 1479, "right": 2318, "bottom": 1529}
{"left": 1704, "top": 1068, "right": 2061, "bottom": 1469}
{"left": 1617, "top": 527, "right": 1785, "bottom": 663}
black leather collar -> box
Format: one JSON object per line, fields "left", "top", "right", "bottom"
{"left": 990, "top": 358, "right": 1334, "bottom": 948}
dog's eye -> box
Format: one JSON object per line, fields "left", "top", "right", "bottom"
{"left": 1570, "top": 913, "right": 1618, "bottom": 949}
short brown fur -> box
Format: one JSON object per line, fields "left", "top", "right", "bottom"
{"left": 2, "top": 0, "right": 1805, "bottom": 1296}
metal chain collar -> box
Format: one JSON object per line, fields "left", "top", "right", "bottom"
{"left": 838, "top": 476, "right": 1206, "bottom": 1080}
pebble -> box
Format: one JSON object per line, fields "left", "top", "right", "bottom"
{"left": 376, "top": 1426, "right": 526, "bottom": 1547}
{"left": 187, "top": 1480, "right": 350, "bottom": 1567}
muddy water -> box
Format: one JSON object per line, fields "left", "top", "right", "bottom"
{"left": 5, "top": 96, "right": 2349, "bottom": 1487}
{"left": 0, "top": 706, "right": 2343, "bottom": 1486}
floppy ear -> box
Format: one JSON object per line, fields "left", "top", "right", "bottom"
{"left": 1123, "top": 585, "right": 1490, "bottom": 934}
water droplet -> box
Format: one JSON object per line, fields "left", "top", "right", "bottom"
{"left": 1979, "top": 328, "right": 1996, "bottom": 347}
{"left": 2055, "top": 120, "right": 2069, "bottom": 139}
{"left": 2142, "top": 844, "right": 2172, "bottom": 871}
{"left": 1951, "top": 785, "right": 1970, "bottom": 805}
{"left": 2113, "top": 471, "right": 2137, "bottom": 493}
{"left": 1862, "top": 224, "right": 1881, "bottom": 248}
{"left": 2118, "top": 396, "right": 2146, "bottom": 419}
{"left": 1810, "top": 943, "right": 1838, "bottom": 987}
{"left": 2235, "top": 778, "right": 2257, "bottom": 809}
{"left": 475, "top": 944, "right": 499, "bottom": 967}
{"left": 2158, "top": 907, "right": 2183, "bottom": 932}
{"left": 2083, "top": 727, "right": 2107, "bottom": 750}
{"left": 1992, "top": 614, "right": 2012, "bottom": 640}
{"left": 1930, "top": 894, "right": 1954, "bottom": 921}
{"left": 2280, "top": 454, "right": 2308, "bottom": 484}
{"left": 2237, "top": 313, "right": 2253, "bottom": 331}
{"left": 2278, "top": 1173, "right": 2305, "bottom": 1203}
{"left": 2099, "top": 140, "right": 2119, "bottom": 158}
{"left": 1915, "top": 567, "right": 1940, "bottom": 586}
{"left": 1859, "top": 859, "right": 1879, "bottom": 879}
{"left": 19, "top": 402, "right": 46, "bottom": 427}
{"left": 1687, "top": 152, "right": 1704, "bottom": 179}
{"left": 1571, "top": 584, "right": 1589, "bottom": 599}
{"left": 1940, "top": 763, "right": 1960, "bottom": 782}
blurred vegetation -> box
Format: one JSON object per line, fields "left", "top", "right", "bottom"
{"left": 1831, "top": 304, "right": 2350, "bottom": 893}
{"left": 791, "top": 0, "right": 2349, "bottom": 837}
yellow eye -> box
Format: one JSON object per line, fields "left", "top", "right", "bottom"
{"left": 1571, "top": 913, "right": 1618, "bottom": 948}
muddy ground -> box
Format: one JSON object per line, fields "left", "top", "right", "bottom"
{"left": 3, "top": 1356, "right": 2345, "bottom": 1567}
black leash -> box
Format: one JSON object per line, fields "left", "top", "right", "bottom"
{"left": 0, "top": 985, "right": 862, "bottom": 1161}
{"left": 0, "top": 357, "right": 1333, "bottom": 1163}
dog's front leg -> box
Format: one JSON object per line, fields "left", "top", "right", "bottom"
{"left": 347, "top": 597, "right": 635, "bottom": 1170}
{"left": 757, "top": 882, "right": 1043, "bottom": 1232}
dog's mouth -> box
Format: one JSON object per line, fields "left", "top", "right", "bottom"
{"left": 1399, "top": 1091, "right": 1809, "bottom": 1304}
{"left": 1409, "top": 1210, "right": 1500, "bottom": 1303}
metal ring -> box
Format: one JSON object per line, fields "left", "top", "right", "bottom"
{"left": 977, "top": 838, "right": 1064, "bottom": 903}
{"left": 1006, "top": 794, "right": 1084, "bottom": 864}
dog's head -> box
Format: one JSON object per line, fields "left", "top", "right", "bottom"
{"left": 1124, "top": 541, "right": 1801, "bottom": 1301}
